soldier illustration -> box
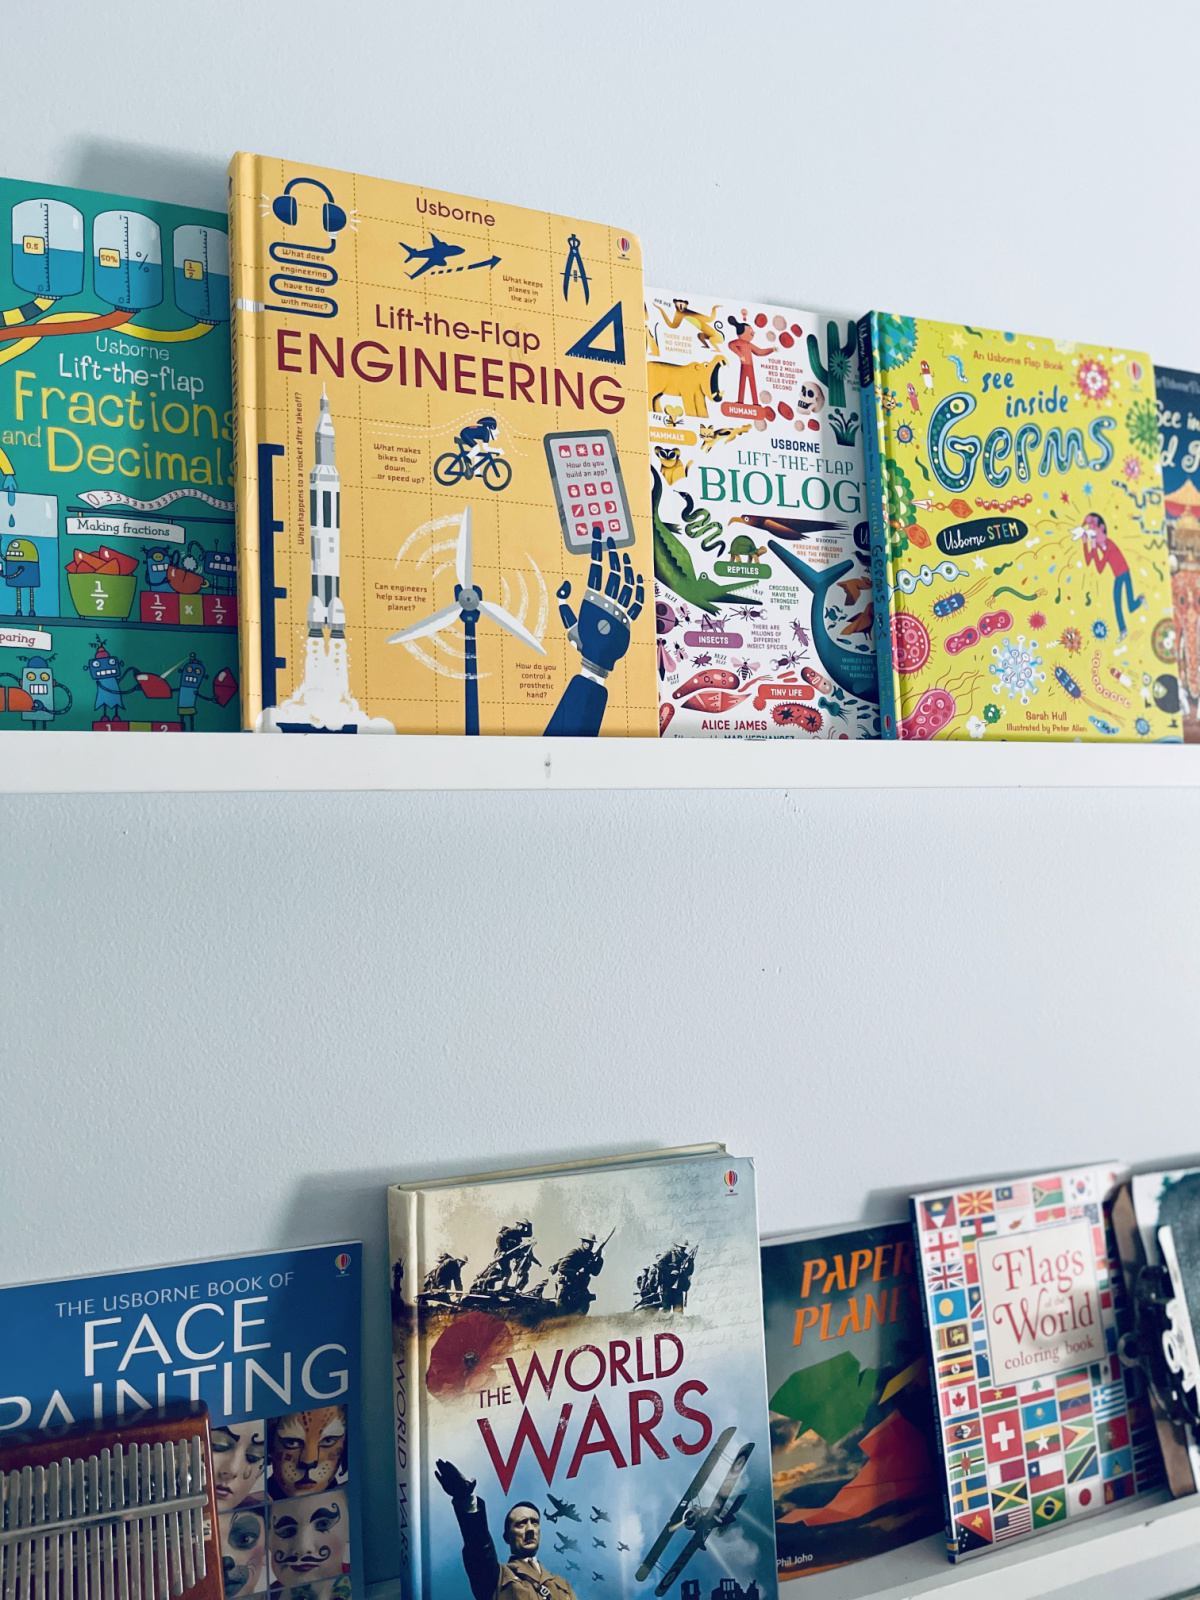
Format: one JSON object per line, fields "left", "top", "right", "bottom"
{"left": 552, "top": 1230, "right": 611, "bottom": 1315}
{"left": 495, "top": 1220, "right": 538, "bottom": 1292}
{"left": 635, "top": 1242, "right": 697, "bottom": 1311}
{"left": 423, "top": 1252, "right": 467, "bottom": 1298}
{"left": 435, "top": 1459, "right": 578, "bottom": 1600}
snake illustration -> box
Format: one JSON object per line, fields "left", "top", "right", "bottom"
{"left": 678, "top": 492, "right": 726, "bottom": 555}
{"left": 946, "top": 354, "right": 967, "bottom": 383}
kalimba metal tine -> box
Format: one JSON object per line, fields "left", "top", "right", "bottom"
{"left": 112, "top": 1449, "right": 127, "bottom": 1600}
{"left": 176, "top": 1446, "right": 193, "bottom": 1598}
{"left": 3, "top": 1469, "right": 16, "bottom": 1600}
{"left": 17, "top": 1464, "right": 32, "bottom": 1600}
{"left": 152, "top": 1445, "right": 167, "bottom": 1600}
{"left": 72, "top": 1458, "right": 86, "bottom": 1600}
{"left": 163, "top": 1444, "right": 182, "bottom": 1600}
{"left": 138, "top": 1446, "right": 153, "bottom": 1600}
{"left": 187, "top": 1442, "right": 202, "bottom": 1586}
{"left": 88, "top": 1455, "right": 101, "bottom": 1600}
{"left": 32, "top": 1465, "right": 45, "bottom": 1600}
{"left": 98, "top": 1450, "right": 114, "bottom": 1600}
{"left": 51, "top": 1461, "right": 64, "bottom": 1600}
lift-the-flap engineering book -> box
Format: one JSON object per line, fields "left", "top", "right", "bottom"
{"left": 388, "top": 1146, "right": 777, "bottom": 1600}
{"left": 858, "top": 314, "right": 1176, "bottom": 741}
{"left": 0, "top": 176, "right": 239, "bottom": 732}
{"left": 227, "top": 153, "right": 656, "bottom": 736}
{"left": 0, "top": 1243, "right": 364, "bottom": 1600}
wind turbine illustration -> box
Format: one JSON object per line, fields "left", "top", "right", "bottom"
{"left": 388, "top": 506, "right": 545, "bottom": 734}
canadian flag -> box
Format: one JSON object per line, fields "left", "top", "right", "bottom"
{"left": 941, "top": 1382, "right": 978, "bottom": 1419}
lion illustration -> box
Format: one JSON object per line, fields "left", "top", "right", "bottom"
{"left": 648, "top": 355, "right": 726, "bottom": 418}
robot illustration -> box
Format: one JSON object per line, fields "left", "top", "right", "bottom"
{"left": 4, "top": 537, "right": 41, "bottom": 615}
{"left": 142, "top": 546, "right": 173, "bottom": 591}
{"left": 87, "top": 640, "right": 130, "bottom": 720}
{"left": 174, "top": 653, "right": 207, "bottom": 729}
{"left": 0, "top": 655, "right": 73, "bottom": 727}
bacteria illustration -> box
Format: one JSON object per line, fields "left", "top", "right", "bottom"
{"left": 899, "top": 687, "right": 957, "bottom": 740}
{"left": 891, "top": 612, "right": 931, "bottom": 674}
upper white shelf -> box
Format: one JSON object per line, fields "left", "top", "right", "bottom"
{"left": 1, "top": 731, "right": 1199, "bottom": 794}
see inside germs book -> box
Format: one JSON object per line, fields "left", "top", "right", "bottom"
{"left": 388, "top": 1145, "right": 778, "bottom": 1600}
{"left": 857, "top": 315, "right": 1176, "bottom": 740}
{"left": 910, "top": 1165, "right": 1161, "bottom": 1562}
{"left": 227, "top": 154, "right": 655, "bottom": 736}
{"left": 761, "top": 1221, "right": 940, "bottom": 1578}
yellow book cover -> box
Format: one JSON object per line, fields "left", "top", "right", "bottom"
{"left": 859, "top": 315, "right": 1177, "bottom": 741}
{"left": 227, "top": 154, "right": 655, "bottom": 735}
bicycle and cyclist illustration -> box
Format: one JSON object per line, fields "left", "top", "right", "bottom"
{"left": 433, "top": 416, "right": 512, "bottom": 491}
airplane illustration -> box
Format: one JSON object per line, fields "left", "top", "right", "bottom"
{"left": 591, "top": 1574, "right": 604, "bottom": 1584}
{"left": 566, "top": 1563, "right": 580, "bottom": 1573}
{"left": 636, "top": 1426, "right": 755, "bottom": 1598}
{"left": 554, "top": 1534, "right": 580, "bottom": 1555}
{"left": 590, "top": 1507, "right": 610, "bottom": 1523}
{"left": 545, "top": 1495, "right": 582, "bottom": 1524}
{"left": 592, "top": 1537, "right": 606, "bottom": 1549}
{"left": 399, "top": 233, "right": 464, "bottom": 278}
{"left": 617, "top": 1543, "right": 629, "bottom": 1553}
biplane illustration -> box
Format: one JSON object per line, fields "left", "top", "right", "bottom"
{"left": 635, "top": 1426, "right": 754, "bottom": 1597}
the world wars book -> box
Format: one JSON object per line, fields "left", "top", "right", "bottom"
{"left": 645, "top": 289, "right": 877, "bottom": 740}
{"left": 761, "top": 1222, "right": 940, "bottom": 1578}
{"left": 1153, "top": 366, "right": 1200, "bottom": 741}
{"left": 227, "top": 153, "right": 656, "bottom": 735}
{"left": 0, "top": 175, "right": 239, "bottom": 731}
{"left": 858, "top": 314, "right": 1176, "bottom": 740}
{"left": 388, "top": 1146, "right": 777, "bottom": 1600}
{"left": 910, "top": 1165, "right": 1161, "bottom": 1563}
{"left": 0, "top": 1243, "right": 364, "bottom": 1600}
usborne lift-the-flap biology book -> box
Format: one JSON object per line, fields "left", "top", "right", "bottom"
{"left": 858, "top": 315, "right": 1176, "bottom": 741}
{"left": 389, "top": 1146, "right": 777, "bottom": 1600}
{"left": 228, "top": 154, "right": 656, "bottom": 736}
{"left": 0, "top": 176, "right": 239, "bottom": 732}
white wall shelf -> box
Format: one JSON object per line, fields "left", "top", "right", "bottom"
{"left": 1, "top": 731, "right": 1199, "bottom": 795}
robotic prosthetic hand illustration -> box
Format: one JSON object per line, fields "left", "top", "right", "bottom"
{"left": 544, "top": 527, "right": 644, "bottom": 737}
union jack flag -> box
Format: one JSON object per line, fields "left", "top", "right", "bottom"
{"left": 930, "top": 1259, "right": 965, "bottom": 1293}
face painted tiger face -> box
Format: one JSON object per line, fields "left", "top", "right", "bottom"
{"left": 269, "top": 1408, "right": 347, "bottom": 1496}
{"left": 795, "top": 381, "right": 825, "bottom": 415}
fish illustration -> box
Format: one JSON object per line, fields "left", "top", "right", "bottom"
{"left": 766, "top": 543, "right": 880, "bottom": 704}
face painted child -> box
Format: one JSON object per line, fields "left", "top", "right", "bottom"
{"left": 269, "top": 1409, "right": 347, "bottom": 1497}
{"left": 268, "top": 1491, "right": 349, "bottom": 1586}
{"left": 213, "top": 1421, "right": 267, "bottom": 1509}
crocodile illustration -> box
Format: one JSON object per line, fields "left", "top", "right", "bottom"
{"left": 767, "top": 541, "right": 879, "bottom": 703}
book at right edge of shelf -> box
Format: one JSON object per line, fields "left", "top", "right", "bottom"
{"left": 911, "top": 1163, "right": 1163, "bottom": 1564}
{"left": 858, "top": 312, "right": 1176, "bottom": 741}
{"left": 1153, "top": 365, "right": 1200, "bottom": 742}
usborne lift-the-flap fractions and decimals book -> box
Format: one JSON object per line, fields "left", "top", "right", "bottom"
{"left": 0, "top": 176, "right": 239, "bottom": 732}
{"left": 228, "top": 153, "right": 656, "bottom": 736}
{"left": 858, "top": 314, "right": 1177, "bottom": 741}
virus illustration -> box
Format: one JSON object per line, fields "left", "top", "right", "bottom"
{"left": 989, "top": 635, "right": 1045, "bottom": 703}
{"left": 1122, "top": 455, "right": 1143, "bottom": 482}
{"left": 983, "top": 702, "right": 1002, "bottom": 724}
{"left": 1126, "top": 396, "right": 1159, "bottom": 457}
{"left": 775, "top": 703, "right": 822, "bottom": 731}
{"left": 1075, "top": 357, "right": 1111, "bottom": 405}
{"left": 1061, "top": 626, "right": 1083, "bottom": 653}
{"left": 1152, "top": 616, "right": 1177, "bottom": 663}
{"left": 790, "top": 620, "right": 811, "bottom": 647}
{"left": 879, "top": 314, "right": 919, "bottom": 371}
{"left": 885, "top": 458, "right": 918, "bottom": 561}
{"left": 1028, "top": 610, "right": 1047, "bottom": 630}
{"left": 881, "top": 386, "right": 902, "bottom": 416}
{"left": 1136, "top": 717, "right": 1150, "bottom": 735}
{"left": 1092, "top": 619, "right": 1108, "bottom": 640}
{"left": 896, "top": 422, "right": 915, "bottom": 446}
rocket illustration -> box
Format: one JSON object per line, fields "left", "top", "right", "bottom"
{"left": 308, "top": 387, "right": 345, "bottom": 638}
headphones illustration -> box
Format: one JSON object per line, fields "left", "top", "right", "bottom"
{"left": 271, "top": 177, "right": 346, "bottom": 243}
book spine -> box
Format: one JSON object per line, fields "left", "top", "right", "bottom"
{"left": 909, "top": 1198, "right": 957, "bottom": 1562}
{"left": 856, "top": 314, "right": 899, "bottom": 737}
{"left": 226, "top": 153, "right": 263, "bottom": 729}
{"left": 388, "top": 1186, "right": 423, "bottom": 1600}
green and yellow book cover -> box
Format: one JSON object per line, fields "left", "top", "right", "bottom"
{"left": 859, "top": 315, "right": 1176, "bottom": 741}
{"left": 0, "top": 176, "right": 238, "bottom": 731}
{"left": 228, "top": 154, "right": 655, "bottom": 735}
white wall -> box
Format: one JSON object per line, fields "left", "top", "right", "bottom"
{"left": 2, "top": 2, "right": 1199, "bottom": 1585}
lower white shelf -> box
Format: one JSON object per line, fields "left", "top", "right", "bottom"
{"left": 362, "top": 1491, "right": 1200, "bottom": 1600}
{"left": 1, "top": 731, "right": 1199, "bottom": 794}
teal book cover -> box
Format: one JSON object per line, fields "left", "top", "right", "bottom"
{"left": 761, "top": 1223, "right": 940, "bottom": 1578}
{"left": 0, "top": 176, "right": 238, "bottom": 730}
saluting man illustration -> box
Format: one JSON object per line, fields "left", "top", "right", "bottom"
{"left": 436, "top": 1460, "right": 579, "bottom": 1600}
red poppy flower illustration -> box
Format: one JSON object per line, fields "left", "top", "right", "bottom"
{"left": 426, "top": 1312, "right": 513, "bottom": 1396}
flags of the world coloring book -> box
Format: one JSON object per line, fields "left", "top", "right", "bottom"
{"left": 227, "top": 153, "right": 656, "bottom": 736}
{"left": 910, "top": 1165, "right": 1161, "bottom": 1562}
{"left": 388, "top": 1147, "right": 778, "bottom": 1600}
{"left": 0, "top": 176, "right": 239, "bottom": 731}
{"left": 858, "top": 314, "right": 1177, "bottom": 740}
{"left": 0, "top": 1244, "right": 364, "bottom": 1600}
{"left": 1153, "top": 365, "right": 1200, "bottom": 741}
{"left": 761, "top": 1222, "right": 940, "bottom": 1578}
{"left": 645, "top": 289, "right": 877, "bottom": 740}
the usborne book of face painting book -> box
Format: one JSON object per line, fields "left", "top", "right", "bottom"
{"left": 644, "top": 291, "right": 877, "bottom": 740}
{"left": 227, "top": 153, "right": 656, "bottom": 736}
{"left": 911, "top": 1166, "right": 1161, "bottom": 1562}
{"left": 1153, "top": 366, "right": 1200, "bottom": 741}
{"left": 761, "top": 1223, "right": 940, "bottom": 1579}
{"left": 0, "top": 1244, "right": 364, "bottom": 1600}
{"left": 0, "top": 176, "right": 239, "bottom": 731}
{"left": 858, "top": 314, "right": 1177, "bottom": 740}
{"left": 388, "top": 1146, "right": 778, "bottom": 1600}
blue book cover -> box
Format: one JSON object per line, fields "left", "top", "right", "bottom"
{"left": 0, "top": 1243, "right": 363, "bottom": 1600}
{"left": 1153, "top": 365, "right": 1200, "bottom": 741}
{"left": 0, "top": 175, "right": 239, "bottom": 731}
